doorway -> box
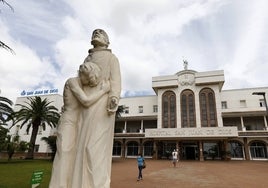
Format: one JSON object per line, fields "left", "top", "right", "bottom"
{"left": 181, "top": 142, "right": 198, "bottom": 160}
{"left": 185, "top": 146, "right": 196, "bottom": 160}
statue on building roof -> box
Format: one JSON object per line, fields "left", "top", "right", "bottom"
{"left": 183, "top": 59, "right": 188, "bottom": 70}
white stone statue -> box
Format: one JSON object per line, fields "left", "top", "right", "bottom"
{"left": 49, "top": 29, "right": 121, "bottom": 188}
{"left": 49, "top": 62, "right": 111, "bottom": 188}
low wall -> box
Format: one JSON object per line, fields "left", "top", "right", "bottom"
{"left": 0, "top": 152, "right": 52, "bottom": 159}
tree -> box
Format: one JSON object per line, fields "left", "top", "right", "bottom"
{"left": 5, "top": 135, "right": 16, "bottom": 160}
{"left": 0, "top": 126, "right": 8, "bottom": 151}
{"left": 0, "top": 96, "right": 14, "bottom": 126}
{"left": 41, "top": 135, "right": 57, "bottom": 161}
{"left": 115, "top": 105, "right": 125, "bottom": 119}
{"left": 0, "top": 0, "right": 14, "bottom": 53}
{"left": 1, "top": 134, "right": 29, "bottom": 160}
{"left": 0, "top": 127, "right": 29, "bottom": 160}
{"left": 12, "top": 96, "right": 60, "bottom": 159}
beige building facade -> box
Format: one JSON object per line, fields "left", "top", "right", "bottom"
{"left": 114, "top": 69, "right": 268, "bottom": 161}
{"left": 9, "top": 69, "right": 268, "bottom": 161}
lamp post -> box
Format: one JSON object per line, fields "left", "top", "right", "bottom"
{"left": 252, "top": 92, "right": 268, "bottom": 130}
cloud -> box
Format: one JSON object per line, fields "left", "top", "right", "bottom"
{"left": 1, "top": 0, "right": 268, "bottom": 103}
{"left": 221, "top": 0, "right": 268, "bottom": 89}
{"left": 0, "top": 21, "right": 57, "bottom": 101}
{"left": 61, "top": 0, "right": 228, "bottom": 93}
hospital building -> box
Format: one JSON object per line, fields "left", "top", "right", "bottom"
{"left": 9, "top": 66, "right": 268, "bottom": 161}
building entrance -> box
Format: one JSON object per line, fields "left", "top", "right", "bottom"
{"left": 185, "top": 146, "right": 196, "bottom": 160}
{"left": 181, "top": 142, "right": 198, "bottom": 160}
{"left": 157, "top": 141, "right": 176, "bottom": 159}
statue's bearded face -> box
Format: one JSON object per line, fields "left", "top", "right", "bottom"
{"left": 91, "top": 29, "right": 109, "bottom": 47}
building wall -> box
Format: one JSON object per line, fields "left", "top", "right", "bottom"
{"left": 221, "top": 87, "right": 268, "bottom": 113}
{"left": 119, "top": 96, "right": 157, "bottom": 117}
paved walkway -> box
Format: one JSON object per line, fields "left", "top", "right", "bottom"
{"left": 111, "top": 158, "right": 268, "bottom": 188}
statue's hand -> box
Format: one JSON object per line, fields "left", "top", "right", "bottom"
{"left": 107, "top": 97, "right": 118, "bottom": 115}
{"left": 110, "top": 98, "right": 117, "bottom": 109}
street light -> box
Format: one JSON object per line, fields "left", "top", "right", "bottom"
{"left": 252, "top": 92, "right": 268, "bottom": 115}
{"left": 252, "top": 92, "right": 268, "bottom": 130}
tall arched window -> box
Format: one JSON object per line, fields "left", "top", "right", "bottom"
{"left": 228, "top": 141, "right": 244, "bottom": 158}
{"left": 199, "top": 88, "right": 217, "bottom": 127}
{"left": 250, "top": 141, "right": 268, "bottom": 159}
{"left": 162, "top": 91, "right": 176, "bottom": 128}
{"left": 181, "top": 89, "right": 196, "bottom": 127}
{"left": 143, "top": 141, "right": 154, "bottom": 157}
{"left": 113, "top": 141, "right": 122, "bottom": 156}
{"left": 126, "top": 141, "right": 139, "bottom": 156}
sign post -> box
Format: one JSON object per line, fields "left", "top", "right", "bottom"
{"left": 31, "top": 170, "right": 44, "bottom": 188}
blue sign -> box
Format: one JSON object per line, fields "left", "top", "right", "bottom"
{"left": 20, "top": 89, "right": 58, "bottom": 96}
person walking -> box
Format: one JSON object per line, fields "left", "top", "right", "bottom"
{"left": 172, "top": 149, "right": 178, "bottom": 167}
{"left": 137, "top": 153, "right": 145, "bottom": 181}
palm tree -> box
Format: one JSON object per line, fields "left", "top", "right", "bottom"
{"left": 115, "top": 105, "right": 125, "bottom": 119}
{"left": 0, "top": 96, "right": 14, "bottom": 126}
{"left": 0, "top": 126, "right": 8, "bottom": 151}
{"left": 0, "top": 0, "right": 14, "bottom": 53}
{"left": 13, "top": 96, "right": 60, "bottom": 159}
{"left": 41, "top": 135, "right": 57, "bottom": 161}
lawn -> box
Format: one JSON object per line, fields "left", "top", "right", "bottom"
{"left": 0, "top": 159, "right": 52, "bottom": 188}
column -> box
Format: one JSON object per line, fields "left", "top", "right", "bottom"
{"left": 153, "top": 140, "right": 158, "bottom": 160}
{"left": 140, "top": 120, "right": 144, "bottom": 133}
{"left": 243, "top": 138, "right": 250, "bottom": 160}
{"left": 122, "top": 139, "right": 126, "bottom": 158}
{"left": 177, "top": 141, "right": 180, "bottom": 160}
{"left": 139, "top": 139, "right": 143, "bottom": 155}
{"left": 123, "top": 121, "right": 127, "bottom": 133}
{"left": 176, "top": 141, "right": 179, "bottom": 150}
{"left": 240, "top": 116, "right": 246, "bottom": 131}
{"left": 263, "top": 116, "right": 268, "bottom": 130}
{"left": 222, "top": 140, "right": 230, "bottom": 160}
{"left": 199, "top": 141, "right": 204, "bottom": 161}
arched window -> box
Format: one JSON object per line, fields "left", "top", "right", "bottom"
{"left": 250, "top": 141, "right": 268, "bottom": 159}
{"left": 181, "top": 89, "right": 196, "bottom": 127}
{"left": 162, "top": 91, "right": 176, "bottom": 128}
{"left": 143, "top": 141, "right": 154, "bottom": 157}
{"left": 127, "top": 141, "right": 139, "bottom": 156}
{"left": 113, "top": 141, "right": 122, "bottom": 156}
{"left": 199, "top": 88, "right": 217, "bottom": 127}
{"left": 228, "top": 141, "right": 244, "bottom": 158}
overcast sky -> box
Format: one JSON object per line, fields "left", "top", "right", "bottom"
{"left": 1, "top": 0, "right": 268, "bottom": 102}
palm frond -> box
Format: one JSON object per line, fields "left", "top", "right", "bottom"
{"left": 1, "top": 1, "right": 15, "bottom": 54}
{"left": 0, "top": 96, "right": 14, "bottom": 125}
{"left": 0, "top": 0, "right": 14, "bottom": 12}
{"left": 116, "top": 105, "right": 125, "bottom": 119}
{"left": 0, "top": 41, "right": 14, "bottom": 53}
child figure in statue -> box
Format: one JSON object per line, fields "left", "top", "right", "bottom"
{"left": 49, "top": 61, "right": 110, "bottom": 188}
